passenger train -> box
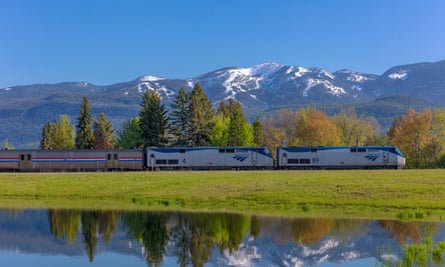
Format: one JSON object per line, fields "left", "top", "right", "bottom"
{"left": 0, "top": 146, "right": 405, "bottom": 172}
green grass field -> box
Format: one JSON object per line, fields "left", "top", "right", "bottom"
{"left": 1, "top": 169, "right": 445, "bottom": 220}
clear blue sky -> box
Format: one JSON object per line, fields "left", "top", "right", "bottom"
{"left": 1, "top": 0, "right": 445, "bottom": 88}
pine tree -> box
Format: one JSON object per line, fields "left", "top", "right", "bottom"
{"left": 139, "top": 89, "right": 169, "bottom": 147}
{"left": 116, "top": 117, "right": 143, "bottom": 148}
{"left": 252, "top": 118, "right": 265, "bottom": 146}
{"left": 227, "top": 99, "right": 248, "bottom": 146}
{"left": 93, "top": 112, "right": 115, "bottom": 149}
{"left": 75, "top": 96, "right": 94, "bottom": 149}
{"left": 169, "top": 88, "right": 191, "bottom": 146}
{"left": 188, "top": 83, "right": 215, "bottom": 146}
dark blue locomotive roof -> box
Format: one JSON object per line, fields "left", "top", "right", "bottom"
{"left": 278, "top": 146, "right": 405, "bottom": 157}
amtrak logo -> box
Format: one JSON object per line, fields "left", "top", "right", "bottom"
{"left": 233, "top": 155, "right": 248, "bottom": 162}
{"left": 365, "top": 154, "right": 380, "bottom": 161}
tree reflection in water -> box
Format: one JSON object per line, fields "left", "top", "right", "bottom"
{"left": 45, "top": 209, "right": 445, "bottom": 266}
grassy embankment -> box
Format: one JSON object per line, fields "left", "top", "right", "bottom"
{"left": 1, "top": 169, "right": 445, "bottom": 220}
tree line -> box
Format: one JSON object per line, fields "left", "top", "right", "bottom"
{"left": 36, "top": 82, "right": 445, "bottom": 168}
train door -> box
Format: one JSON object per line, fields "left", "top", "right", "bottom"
{"left": 18, "top": 153, "right": 32, "bottom": 170}
{"left": 383, "top": 151, "right": 389, "bottom": 164}
{"left": 106, "top": 153, "right": 119, "bottom": 169}
{"left": 251, "top": 150, "right": 257, "bottom": 167}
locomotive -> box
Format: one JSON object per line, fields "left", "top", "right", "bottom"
{"left": 0, "top": 145, "right": 405, "bottom": 172}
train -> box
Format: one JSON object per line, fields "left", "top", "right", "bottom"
{"left": 276, "top": 146, "right": 406, "bottom": 169}
{"left": 0, "top": 146, "right": 405, "bottom": 172}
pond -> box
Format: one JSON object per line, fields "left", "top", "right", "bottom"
{"left": 1, "top": 209, "right": 445, "bottom": 266}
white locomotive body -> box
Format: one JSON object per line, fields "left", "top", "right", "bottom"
{"left": 276, "top": 146, "right": 406, "bottom": 169}
{"left": 146, "top": 147, "right": 274, "bottom": 170}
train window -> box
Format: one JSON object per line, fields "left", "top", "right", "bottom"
{"left": 179, "top": 149, "right": 186, "bottom": 154}
{"left": 168, "top": 159, "right": 179, "bottom": 164}
{"left": 107, "top": 154, "right": 112, "bottom": 160}
{"left": 300, "top": 158, "right": 310, "bottom": 164}
{"left": 218, "top": 149, "right": 225, "bottom": 153}
{"left": 350, "top": 148, "right": 357, "bottom": 152}
{"left": 20, "top": 155, "right": 25, "bottom": 160}
{"left": 358, "top": 148, "right": 366, "bottom": 152}
{"left": 288, "top": 158, "right": 299, "bottom": 164}
{"left": 226, "top": 149, "right": 235, "bottom": 153}
{"left": 114, "top": 154, "right": 118, "bottom": 160}
{"left": 27, "top": 154, "right": 31, "bottom": 160}
{"left": 311, "top": 148, "right": 317, "bottom": 152}
{"left": 312, "top": 158, "right": 319, "bottom": 163}
{"left": 156, "top": 159, "right": 167, "bottom": 164}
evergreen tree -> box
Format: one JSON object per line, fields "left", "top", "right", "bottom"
{"left": 227, "top": 99, "right": 249, "bottom": 146}
{"left": 116, "top": 117, "right": 143, "bottom": 148}
{"left": 170, "top": 88, "right": 191, "bottom": 146}
{"left": 75, "top": 96, "right": 94, "bottom": 149}
{"left": 252, "top": 118, "right": 265, "bottom": 146}
{"left": 188, "top": 83, "right": 215, "bottom": 146}
{"left": 93, "top": 112, "right": 115, "bottom": 149}
{"left": 139, "top": 89, "right": 169, "bottom": 147}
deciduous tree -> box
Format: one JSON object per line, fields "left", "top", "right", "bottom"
{"left": 389, "top": 108, "right": 433, "bottom": 168}
{"left": 52, "top": 115, "right": 75, "bottom": 149}
{"left": 332, "top": 108, "right": 380, "bottom": 146}
{"left": 292, "top": 108, "right": 340, "bottom": 146}
{"left": 93, "top": 112, "right": 115, "bottom": 149}
{"left": 116, "top": 117, "right": 143, "bottom": 149}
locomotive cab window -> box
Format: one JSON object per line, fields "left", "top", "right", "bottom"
{"left": 156, "top": 159, "right": 167, "bottom": 164}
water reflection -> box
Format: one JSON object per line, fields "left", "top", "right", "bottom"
{"left": 1, "top": 209, "right": 445, "bottom": 266}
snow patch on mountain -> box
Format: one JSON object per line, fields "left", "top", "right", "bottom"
{"left": 388, "top": 71, "right": 408, "bottom": 80}
{"left": 138, "top": 75, "right": 164, "bottom": 82}
{"left": 304, "top": 79, "right": 346, "bottom": 97}
{"left": 249, "top": 62, "right": 283, "bottom": 76}
{"left": 320, "top": 69, "right": 335, "bottom": 80}
{"left": 286, "top": 66, "right": 311, "bottom": 78}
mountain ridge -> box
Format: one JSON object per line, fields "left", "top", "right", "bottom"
{"left": 1, "top": 60, "right": 444, "bottom": 148}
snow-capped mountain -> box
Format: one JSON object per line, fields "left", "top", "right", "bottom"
{"left": 1, "top": 60, "right": 444, "bottom": 147}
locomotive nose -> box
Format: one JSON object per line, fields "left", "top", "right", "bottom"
{"left": 398, "top": 156, "right": 406, "bottom": 169}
